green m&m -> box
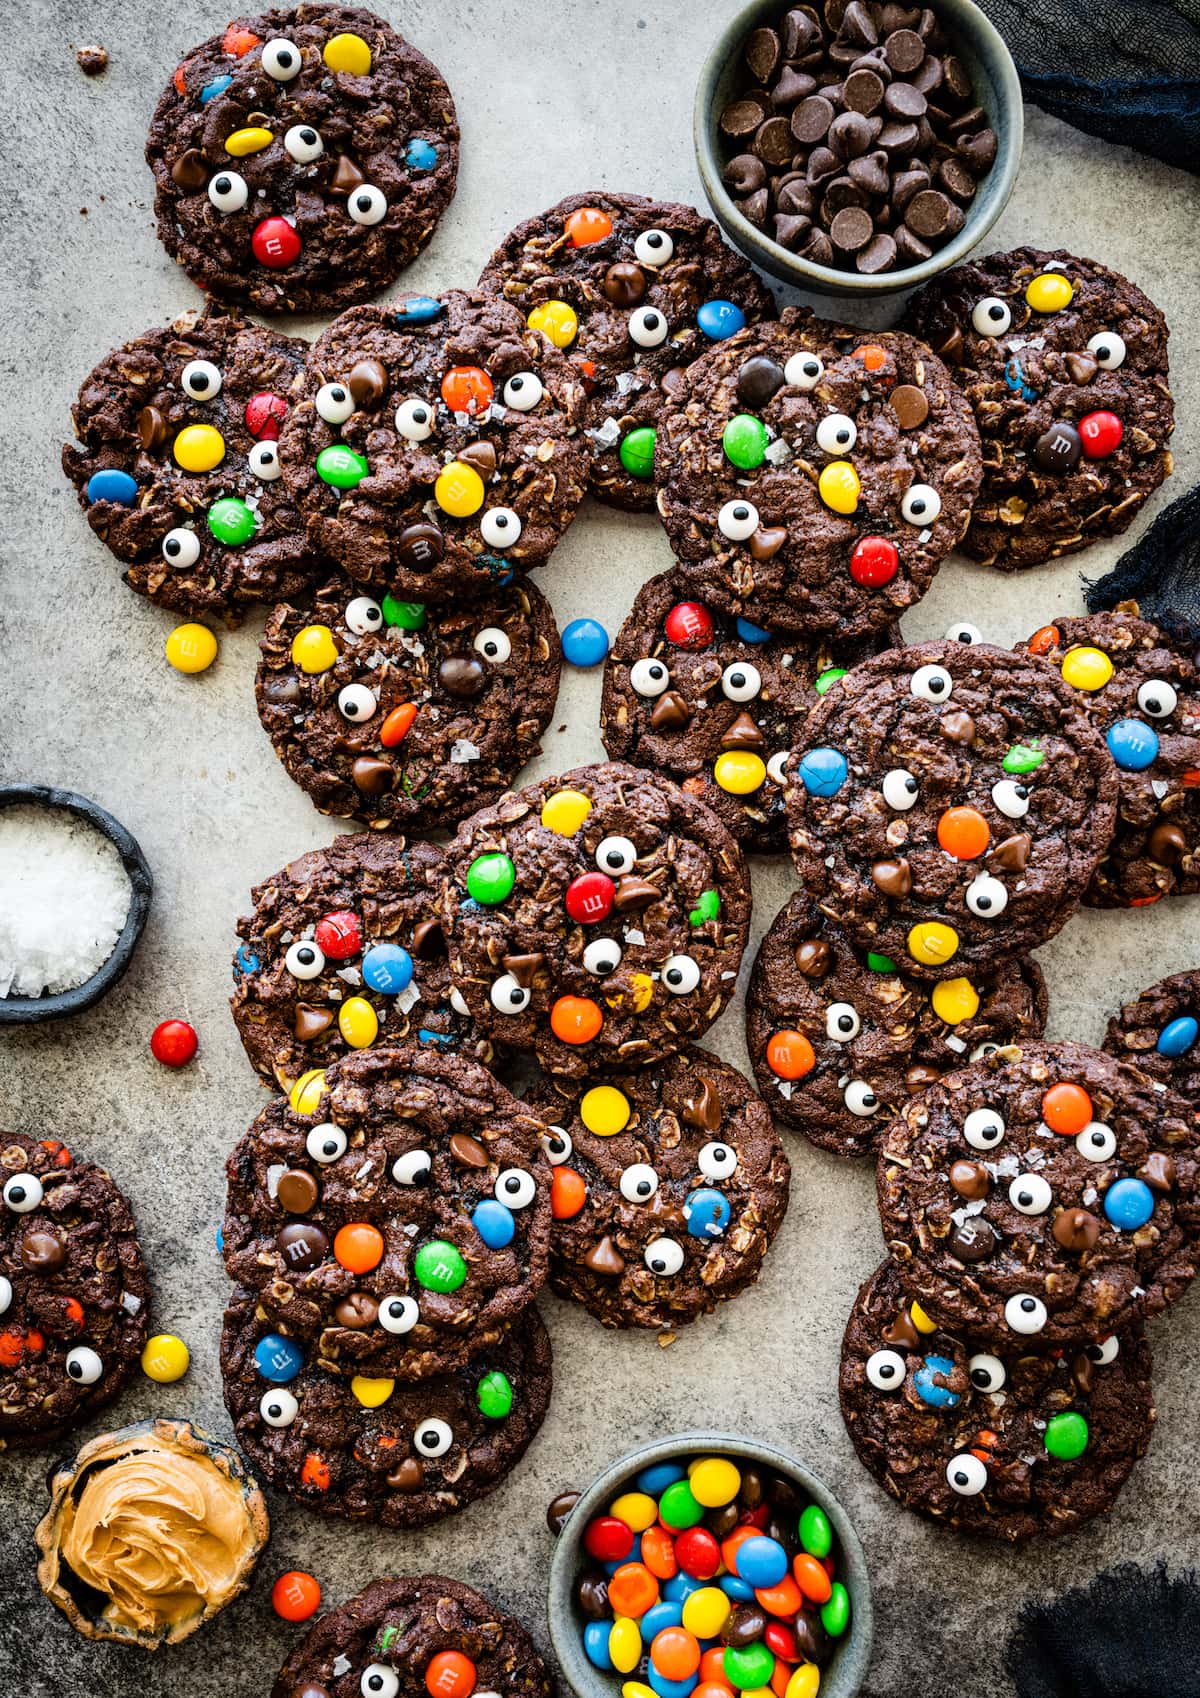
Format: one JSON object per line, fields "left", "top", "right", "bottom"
{"left": 798, "top": 1502, "right": 832, "bottom": 1558}
{"left": 466, "top": 852, "right": 515, "bottom": 905}
{"left": 477, "top": 1369, "right": 514, "bottom": 1418}
{"left": 820, "top": 1581, "right": 850, "bottom": 1637}
{"left": 382, "top": 595, "right": 426, "bottom": 630}
{"left": 815, "top": 666, "right": 847, "bottom": 696}
{"left": 722, "top": 1643, "right": 775, "bottom": 1689}
{"left": 414, "top": 1239, "right": 467, "bottom": 1292}
{"left": 1044, "top": 1410, "right": 1089, "bottom": 1459}
{"left": 206, "top": 496, "right": 256, "bottom": 546}
{"left": 619, "top": 426, "right": 656, "bottom": 480}
{"left": 722, "top": 412, "right": 769, "bottom": 470}
{"left": 867, "top": 952, "right": 896, "bottom": 973}
{"left": 657, "top": 1478, "right": 704, "bottom": 1530}
{"left": 317, "top": 444, "right": 370, "bottom": 489}
{"left": 1003, "top": 741, "right": 1045, "bottom": 774}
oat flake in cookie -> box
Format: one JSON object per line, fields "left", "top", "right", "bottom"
{"left": 146, "top": 6, "right": 459, "bottom": 315}
{"left": 223, "top": 1291, "right": 551, "bottom": 1529}
{"left": 477, "top": 191, "right": 776, "bottom": 511}
{"left": 271, "top": 1574, "right": 555, "bottom": 1698}
{"left": 1017, "top": 611, "right": 1200, "bottom": 907}
{"left": 223, "top": 1046, "right": 551, "bottom": 1379}
{"left": 878, "top": 1040, "right": 1200, "bottom": 1349}
{"left": 1104, "top": 969, "right": 1200, "bottom": 1105}
{"left": 840, "top": 1260, "right": 1154, "bottom": 1543}
{"left": 0, "top": 1132, "right": 149, "bottom": 1449}
{"left": 903, "top": 248, "right": 1173, "bottom": 570}
{"left": 257, "top": 571, "right": 561, "bottom": 831}
{"left": 746, "top": 891, "right": 1047, "bottom": 1159}
{"left": 63, "top": 304, "right": 314, "bottom": 621}
{"left": 787, "top": 640, "right": 1118, "bottom": 979}
{"left": 279, "top": 290, "right": 588, "bottom": 604}
{"left": 653, "top": 309, "right": 981, "bottom": 639}
{"left": 436, "top": 763, "right": 751, "bottom": 1080}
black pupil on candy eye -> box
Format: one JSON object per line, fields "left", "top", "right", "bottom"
{"left": 976, "top": 894, "right": 992, "bottom": 910}
{"left": 1018, "top": 1190, "right": 1032, "bottom": 1206}
{"left": 988, "top": 304, "right": 1005, "bottom": 321}
{"left": 494, "top": 515, "right": 510, "bottom": 530}
{"left": 905, "top": 779, "right": 917, "bottom": 792}
{"left": 644, "top": 313, "right": 660, "bottom": 329}
{"left": 277, "top": 49, "right": 293, "bottom": 66}
{"left": 911, "top": 499, "right": 926, "bottom": 515}
{"left": 215, "top": 176, "right": 231, "bottom": 193}
{"left": 509, "top": 989, "right": 524, "bottom": 1005}
{"left": 637, "top": 1180, "right": 652, "bottom": 1196}
{"left": 356, "top": 194, "right": 372, "bottom": 211}
{"left": 504, "top": 1177, "right": 521, "bottom": 1194}
{"left": 930, "top": 678, "right": 945, "bottom": 693}
{"left": 1021, "top": 1298, "right": 1036, "bottom": 1312}
{"left": 605, "top": 853, "right": 622, "bottom": 868}
{"left": 332, "top": 387, "right": 346, "bottom": 401}
{"left": 414, "top": 407, "right": 427, "bottom": 421}
{"left": 300, "top": 128, "right": 316, "bottom": 143}
{"left": 837, "top": 1015, "right": 854, "bottom": 1032}
{"left": 299, "top": 949, "right": 315, "bottom": 964}
{"left": 805, "top": 361, "right": 819, "bottom": 376}
{"left": 734, "top": 505, "right": 749, "bottom": 520}
{"left": 731, "top": 673, "right": 745, "bottom": 688}
{"left": 863, "top": 1092, "right": 877, "bottom": 1107}
{"left": 953, "top": 1469, "right": 970, "bottom": 1486}
{"left": 1146, "top": 696, "right": 1162, "bottom": 713}
{"left": 166, "top": 539, "right": 180, "bottom": 556}
{"left": 836, "top": 428, "right": 849, "bottom": 443}
{"left": 322, "top": 1141, "right": 338, "bottom": 1156}
{"left": 879, "top": 1362, "right": 897, "bottom": 1380}
{"left": 648, "top": 234, "right": 663, "bottom": 248}
{"left": 971, "top": 1370, "right": 989, "bottom": 1387}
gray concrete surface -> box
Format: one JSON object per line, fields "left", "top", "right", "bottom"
{"left": 2, "top": 4, "right": 1199, "bottom": 1694}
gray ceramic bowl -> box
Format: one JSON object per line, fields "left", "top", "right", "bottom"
{"left": 694, "top": 0, "right": 1023, "bottom": 296}
{"left": 547, "top": 1431, "right": 873, "bottom": 1698}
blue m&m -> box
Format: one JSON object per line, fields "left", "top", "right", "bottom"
{"left": 472, "top": 1198, "right": 516, "bottom": 1249}
{"left": 636, "top": 1461, "right": 685, "bottom": 1495}
{"left": 395, "top": 296, "right": 443, "bottom": 324}
{"left": 1106, "top": 718, "right": 1159, "bottom": 771}
{"left": 914, "top": 1354, "right": 961, "bottom": 1408}
{"left": 234, "top": 944, "right": 259, "bottom": 977}
{"left": 797, "top": 747, "right": 848, "bottom": 796}
{"left": 736, "top": 617, "right": 772, "bottom": 644}
{"left": 87, "top": 468, "right": 138, "bottom": 505}
{"left": 254, "top": 1333, "right": 304, "bottom": 1383}
{"left": 697, "top": 300, "right": 745, "bottom": 341}
{"left": 562, "top": 618, "right": 610, "bottom": 667}
{"left": 683, "top": 1188, "right": 731, "bottom": 1239}
{"left": 362, "top": 943, "right": 414, "bottom": 995}
{"left": 405, "top": 138, "right": 438, "bottom": 171}
{"left": 583, "top": 1621, "right": 613, "bottom": 1670}
{"left": 734, "top": 1535, "right": 788, "bottom": 1588}
{"left": 200, "top": 73, "right": 233, "bottom": 103}
{"left": 1104, "top": 1177, "right": 1155, "bottom": 1231}
{"left": 1158, "top": 1016, "right": 1199, "bottom": 1057}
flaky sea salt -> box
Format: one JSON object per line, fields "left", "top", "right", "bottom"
{"left": 0, "top": 805, "right": 131, "bottom": 997}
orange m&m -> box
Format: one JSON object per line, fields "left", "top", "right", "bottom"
{"left": 300, "top": 1451, "right": 331, "bottom": 1490}
{"left": 792, "top": 1553, "right": 832, "bottom": 1604}
{"left": 937, "top": 806, "right": 990, "bottom": 859}
{"left": 608, "top": 1561, "right": 659, "bottom": 1618}
{"left": 699, "top": 1649, "right": 730, "bottom": 1687}
{"left": 1027, "top": 624, "right": 1060, "bottom": 656}
{"left": 1042, "top": 1082, "right": 1093, "bottom": 1135}
{"left": 426, "top": 1651, "right": 477, "bottom": 1698}
{"left": 550, "top": 995, "right": 603, "bottom": 1044}
{"left": 272, "top": 1570, "right": 321, "bottom": 1622}
{"left": 651, "top": 1627, "right": 702, "bottom": 1681}
{"left": 854, "top": 344, "right": 888, "bottom": 371}
{"left": 223, "top": 23, "right": 262, "bottom": 53}
{"left": 766, "top": 1030, "right": 815, "bottom": 1080}
{"left": 755, "top": 1573, "right": 803, "bottom": 1617}
{"left": 641, "top": 1524, "right": 678, "bottom": 1579}
{"left": 441, "top": 366, "right": 494, "bottom": 415}
{"left": 334, "top": 1222, "right": 385, "bottom": 1273}
{"left": 566, "top": 206, "right": 614, "bottom": 246}
{"left": 380, "top": 702, "right": 418, "bottom": 746}
{"left": 0, "top": 1328, "right": 43, "bottom": 1367}
{"left": 551, "top": 1166, "right": 587, "bottom": 1219}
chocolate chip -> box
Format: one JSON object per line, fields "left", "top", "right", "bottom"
{"left": 137, "top": 405, "right": 168, "bottom": 453}
{"left": 19, "top": 1230, "right": 66, "bottom": 1272}
{"left": 957, "top": 127, "right": 997, "bottom": 173}
{"left": 351, "top": 757, "right": 393, "bottom": 796}
{"left": 829, "top": 109, "right": 873, "bottom": 158}
{"left": 829, "top": 205, "right": 873, "bottom": 252}
{"left": 801, "top": 227, "right": 835, "bottom": 265}
{"left": 847, "top": 149, "right": 890, "bottom": 193}
{"left": 842, "top": 67, "right": 884, "bottom": 113}
{"left": 943, "top": 53, "right": 973, "bottom": 100}
{"left": 884, "top": 80, "right": 926, "bottom": 119}
{"left": 583, "top": 1235, "right": 626, "bottom": 1276}
{"left": 721, "top": 709, "right": 766, "bottom": 751}
{"left": 682, "top": 1078, "right": 723, "bottom": 1133}
{"left": 884, "top": 27, "right": 925, "bottom": 70}
{"left": 937, "top": 155, "right": 977, "bottom": 203}
{"left": 856, "top": 231, "right": 896, "bottom": 272}
{"left": 723, "top": 153, "right": 767, "bottom": 195}
{"left": 872, "top": 857, "right": 912, "bottom": 896}
{"left": 745, "top": 25, "right": 782, "bottom": 81}
{"left": 348, "top": 358, "right": 388, "bottom": 408}
{"left": 412, "top": 919, "right": 446, "bottom": 960}
{"left": 1139, "top": 1151, "right": 1177, "bottom": 1191}
{"left": 613, "top": 875, "right": 661, "bottom": 914}
{"left": 294, "top": 1004, "right": 334, "bottom": 1041}
{"left": 904, "top": 186, "right": 953, "bottom": 236}
{"left": 276, "top": 1169, "right": 319, "bottom": 1214}
{"left": 894, "top": 224, "right": 933, "bottom": 263}
{"left": 501, "top": 952, "right": 544, "bottom": 988}
{"left": 989, "top": 832, "right": 1032, "bottom": 873}
{"left": 939, "top": 709, "right": 976, "bottom": 744}
{"left": 449, "top": 1132, "right": 490, "bottom": 1167}
{"left": 650, "top": 689, "right": 692, "bottom": 731}
{"left": 1052, "top": 1208, "right": 1101, "bottom": 1252}
{"left": 823, "top": 176, "right": 868, "bottom": 216}
{"left": 1064, "top": 350, "right": 1099, "bottom": 386}
{"left": 721, "top": 95, "right": 769, "bottom": 137}
{"left": 806, "top": 145, "right": 842, "bottom": 185}
{"left": 774, "top": 212, "right": 813, "bottom": 250}
{"left": 782, "top": 7, "right": 821, "bottom": 56}
{"left": 877, "top": 119, "right": 920, "bottom": 153}
{"left": 949, "top": 1160, "right": 989, "bottom": 1200}
{"left": 890, "top": 383, "right": 930, "bottom": 430}
{"left": 749, "top": 524, "right": 788, "bottom": 560}
{"left": 883, "top": 1309, "right": 921, "bottom": 1347}
{"left": 891, "top": 165, "right": 930, "bottom": 208}
{"left": 911, "top": 52, "right": 943, "bottom": 94}
{"left": 458, "top": 440, "right": 497, "bottom": 479}
{"left": 791, "top": 94, "right": 836, "bottom": 144}
{"left": 755, "top": 115, "right": 796, "bottom": 164}
{"left": 330, "top": 154, "right": 365, "bottom": 197}
{"left": 170, "top": 148, "right": 209, "bottom": 191}
{"left": 738, "top": 188, "right": 770, "bottom": 227}
{"left": 1149, "top": 822, "right": 1187, "bottom": 864}
{"left": 774, "top": 65, "right": 818, "bottom": 105}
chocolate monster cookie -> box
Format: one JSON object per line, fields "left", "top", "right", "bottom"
{"left": 63, "top": 304, "right": 314, "bottom": 620}
{"left": 786, "top": 641, "right": 1119, "bottom": 979}
{"left": 435, "top": 763, "right": 751, "bottom": 1080}
{"left": 232, "top": 834, "right": 499, "bottom": 1093}
{"left": 271, "top": 1574, "right": 555, "bottom": 1698}
{"left": 653, "top": 309, "right": 981, "bottom": 639}
{"left": 257, "top": 571, "right": 561, "bottom": 830}
{"left": 1104, "top": 970, "right": 1200, "bottom": 1104}
{"left": 223, "top": 1047, "right": 551, "bottom": 1378}
{"left": 526, "top": 1048, "right": 790, "bottom": 1331}
{"left": 1017, "top": 611, "right": 1200, "bottom": 907}
{"left": 223, "top": 1290, "right": 551, "bottom": 1530}
{"left": 279, "top": 290, "right": 588, "bottom": 603}
{"left": 840, "top": 1259, "right": 1154, "bottom": 1542}
{"left": 746, "top": 891, "right": 1048, "bottom": 1158}
{"left": 147, "top": 6, "right": 459, "bottom": 315}
{"left": 878, "top": 1041, "right": 1200, "bottom": 1348}
{"left": 477, "top": 191, "right": 776, "bottom": 511}
{"left": 600, "top": 570, "right": 897, "bottom": 852}
{"left": 1, "top": 1133, "right": 149, "bottom": 1449}
{"left": 903, "top": 248, "right": 1173, "bottom": 569}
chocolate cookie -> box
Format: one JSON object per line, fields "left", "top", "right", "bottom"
{"left": 270, "top": 1574, "right": 555, "bottom": 1698}
{"left": 477, "top": 191, "right": 776, "bottom": 511}
{"left": 653, "top": 309, "right": 981, "bottom": 638}
{"left": 0, "top": 1133, "right": 149, "bottom": 1449}
{"left": 232, "top": 834, "right": 499, "bottom": 1093}
{"left": 1104, "top": 970, "right": 1200, "bottom": 1104}
{"left": 146, "top": 5, "right": 459, "bottom": 315}
{"left": 786, "top": 640, "right": 1119, "bottom": 979}
{"left": 878, "top": 1040, "right": 1200, "bottom": 1347}
{"left": 1016, "top": 611, "right": 1200, "bottom": 906}
{"left": 223, "top": 1289, "right": 551, "bottom": 1529}
{"left": 600, "top": 570, "right": 896, "bottom": 852}
{"left": 62, "top": 303, "right": 314, "bottom": 621}
{"left": 435, "top": 763, "right": 752, "bottom": 1080}
{"left": 746, "top": 891, "right": 1048, "bottom": 1158}
{"left": 526, "top": 1048, "right": 790, "bottom": 1330}
{"left": 257, "top": 571, "right": 561, "bottom": 830}
{"left": 279, "top": 290, "right": 588, "bottom": 603}
{"left": 903, "top": 248, "right": 1173, "bottom": 569}
{"left": 223, "top": 1047, "right": 551, "bottom": 1378}
{"left": 839, "top": 1260, "right": 1154, "bottom": 1542}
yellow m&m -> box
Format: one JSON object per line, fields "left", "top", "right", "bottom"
{"left": 610, "top": 1491, "right": 659, "bottom": 1533}
{"left": 907, "top": 921, "right": 959, "bottom": 966}
{"left": 580, "top": 1085, "right": 630, "bottom": 1136}
{"left": 290, "top": 1068, "right": 327, "bottom": 1114}
{"left": 528, "top": 300, "right": 578, "bottom": 348}
{"left": 714, "top": 751, "right": 766, "bottom": 795}
{"left": 930, "top": 977, "right": 980, "bottom": 1025}
{"left": 1025, "top": 270, "right": 1073, "bottom": 313}
{"left": 785, "top": 1665, "right": 821, "bottom": 1698}
{"left": 435, "top": 460, "right": 485, "bottom": 518}
{"left": 910, "top": 1299, "right": 937, "bottom": 1334}
{"left": 323, "top": 31, "right": 372, "bottom": 74}
{"left": 291, "top": 623, "right": 339, "bottom": 673}
{"left": 541, "top": 788, "right": 592, "bottom": 836}
{"left": 173, "top": 423, "right": 225, "bottom": 472}
{"left": 141, "top": 1333, "right": 190, "bottom": 1382}
{"left": 682, "top": 1586, "right": 731, "bottom": 1639}
{"left": 351, "top": 1375, "right": 395, "bottom": 1408}
{"left": 689, "top": 1455, "right": 741, "bottom": 1506}
{"left": 224, "top": 125, "right": 274, "bottom": 156}
{"left": 630, "top": 973, "right": 654, "bottom": 1013}
{"left": 609, "top": 1618, "right": 642, "bottom": 1674}
{"left": 818, "top": 460, "right": 860, "bottom": 515}
{"left": 165, "top": 623, "right": 217, "bottom": 674}
{"left": 1060, "top": 645, "right": 1113, "bottom": 692}
{"left": 338, "top": 997, "right": 379, "bottom": 1049}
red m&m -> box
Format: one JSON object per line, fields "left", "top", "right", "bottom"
{"left": 245, "top": 391, "right": 288, "bottom": 439}
{"left": 665, "top": 602, "right": 714, "bottom": 648}
{"left": 849, "top": 536, "right": 899, "bottom": 587}
{"left": 585, "top": 1514, "right": 635, "bottom": 1562}
{"left": 252, "top": 216, "right": 301, "bottom": 269}
{"left": 150, "top": 1019, "right": 198, "bottom": 1068}
{"left": 565, "top": 873, "right": 614, "bottom": 924}
{"left": 315, "top": 911, "right": 361, "bottom": 959}
{"left": 1079, "top": 410, "right": 1123, "bottom": 459}
{"left": 675, "top": 1525, "right": 721, "bottom": 1578}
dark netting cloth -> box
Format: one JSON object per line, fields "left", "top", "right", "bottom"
{"left": 977, "top": 0, "right": 1200, "bottom": 173}
{"left": 1006, "top": 1563, "right": 1200, "bottom": 1698}
{"left": 1085, "top": 482, "right": 1200, "bottom": 645}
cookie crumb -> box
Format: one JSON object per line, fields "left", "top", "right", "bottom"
{"left": 75, "top": 45, "right": 108, "bottom": 75}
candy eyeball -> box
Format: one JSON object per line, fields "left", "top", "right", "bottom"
{"left": 963, "top": 1107, "right": 1005, "bottom": 1151}
{"left": 718, "top": 499, "right": 759, "bottom": 542}
{"left": 968, "top": 1352, "right": 1006, "bottom": 1392}
{"left": 450, "top": 987, "right": 471, "bottom": 1018}
{"left": 910, "top": 663, "right": 953, "bottom": 702}
{"left": 306, "top": 1123, "right": 347, "bottom": 1164}
{"left": 815, "top": 413, "right": 857, "bottom": 455}
{"left": 394, "top": 397, "right": 434, "bottom": 441}
{"left": 161, "top": 527, "right": 201, "bottom": 567}
{"left": 970, "top": 1042, "right": 1002, "bottom": 1062}
{"left": 502, "top": 371, "right": 544, "bottom": 411}
{"left": 348, "top": 184, "right": 388, "bottom": 226}
{"left": 336, "top": 683, "right": 376, "bottom": 723}
{"left": 392, "top": 1149, "right": 433, "bottom": 1186}
{"left": 496, "top": 1168, "right": 536, "bottom": 1209}
{"left": 698, "top": 1141, "right": 738, "bottom": 1182}
{"left": 361, "top": 1666, "right": 401, "bottom": 1698}
{"left": 490, "top": 974, "right": 531, "bottom": 1014}
{"left": 583, "top": 939, "right": 623, "bottom": 977}
{"left": 316, "top": 382, "right": 355, "bottom": 425}
{"left": 1137, "top": 678, "right": 1178, "bottom": 718}
{"left": 946, "top": 1452, "right": 988, "bottom": 1496}
{"left": 413, "top": 1416, "right": 454, "bottom": 1457}
{"left": 901, "top": 483, "right": 942, "bottom": 526}
{"left": 596, "top": 835, "right": 637, "bottom": 875}
{"left": 1008, "top": 1172, "right": 1052, "bottom": 1215}
{"left": 284, "top": 124, "right": 324, "bottom": 163}
{"left": 945, "top": 621, "right": 982, "bottom": 645}
{"left": 1004, "top": 1293, "right": 1048, "bottom": 1335}
{"left": 248, "top": 440, "right": 281, "bottom": 481}
{"left": 882, "top": 768, "right": 919, "bottom": 811}
{"left": 971, "top": 296, "right": 1012, "bottom": 336}
{"left": 1076, "top": 1121, "right": 1116, "bottom": 1161}
{"left": 866, "top": 1347, "right": 906, "bottom": 1390}
{"left": 1087, "top": 1335, "right": 1120, "bottom": 1365}
{"left": 628, "top": 306, "right": 669, "bottom": 348}
{"left": 644, "top": 1236, "right": 685, "bottom": 1276}
{"left": 3, "top": 1173, "right": 44, "bottom": 1214}
{"left": 285, "top": 939, "right": 326, "bottom": 980}
{"left": 345, "top": 596, "right": 383, "bottom": 636}
{"left": 65, "top": 1346, "right": 103, "bottom": 1385}
{"left": 634, "top": 228, "right": 674, "bottom": 265}
{"left": 784, "top": 351, "right": 823, "bottom": 389}
{"left": 260, "top": 1387, "right": 299, "bottom": 1426}
{"left": 965, "top": 874, "right": 1008, "bottom": 918}
{"left": 378, "top": 1294, "right": 419, "bottom": 1334}
{"left": 0, "top": 1275, "right": 10, "bottom": 1315}
{"left": 619, "top": 1163, "right": 659, "bottom": 1202}
{"left": 540, "top": 1126, "right": 572, "bottom": 1165}
{"left": 721, "top": 662, "right": 762, "bottom": 702}
{"left": 843, "top": 1081, "right": 879, "bottom": 1117}
{"left": 766, "top": 751, "right": 789, "bottom": 785}
{"left": 630, "top": 657, "right": 670, "bottom": 697}
{"left": 180, "top": 358, "right": 222, "bottom": 400}
{"left": 474, "top": 627, "right": 512, "bottom": 664}
{"left": 480, "top": 507, "right": 522, "bottom": 549}
{"left": 207, "top": 170, "right": 248, "bottom": 212}
{"left": 825, "top": 1001, "right": 861, "bottom": 1042}
{"left": 1087, "top": 330, "right": 1126, "bottom": 370}
{"left": 662, "top": 954, "right": 701, "bottom": 995}
{"left": 991, "top": 779, "right": 1030, "bottom": 819}
{"left": 262, "top": 37, "right": 302, "bottom": 79}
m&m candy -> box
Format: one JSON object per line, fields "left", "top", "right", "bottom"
{"left": 150, "top": 1019, "right": 198, "bottom": 1068}
{"left": 252, "top": 215, "right": 302, "bottom": 269}
{"left": 165, "top": 623, "right": 218, "bottom": 673}
{"left": 272, "top": 1571, "right": 322, "bottom": 1622}
{"left": 562, "top": 618, "right": 610, "bottom": 667}
{"left": 141, "top": 1333, "right": 190, "bottom": 1382}
{"left": 664, "top": 602, "right": 714, "bottom": 648}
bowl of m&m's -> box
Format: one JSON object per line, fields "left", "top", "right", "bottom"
{"left": 547, "top": 1434, "right": 873, "bottom": 1698}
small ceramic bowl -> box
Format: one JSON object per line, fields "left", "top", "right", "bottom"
{"left": 547, "top": 1431, "right": 874, "bottom": 1698}
{"left": 0, "top": 784, "right": 153, "bottom": 1025}
{"left": 694, "top": 0, "right": 1023, "bottom": 297}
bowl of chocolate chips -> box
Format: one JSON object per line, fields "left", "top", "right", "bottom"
{"left": 695, "top": 0, "right": 1023, "bottom": 293}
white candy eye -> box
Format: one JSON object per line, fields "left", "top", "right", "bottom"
{"left": 596, "top": 835, "right": 637, "bottom": 875}
{"left": 503, "top": 370, "right": 544, "bottom": 411}
{"left": 161, "top": 527, "right": 201, "bottom": 567}
{"left": 629, "top": 306, "right": 669, "bottom": 348}
{"left": 394, "top": 397, "right": 435, "bottom": 441}
{"left": 718, "top": 499, "right": 759, "bottom": 541}
{"left": 0, "top": 1276, "right": 10, "bottom": 1315}
{"left": 392, "top": 1149, "right": 432, "bottom": 1186}
{"left": 207, "top": 170, "right": 248, "bottom": 212}
{"left": 378, "top": 1294, "right": 419, "bottom": 1334}
{"left": 968, "top": 1352, "right": 1006, "bottom": 1392}
{"left": 866, "top": 1347, "right": 905, "bottom": 1390}
{"left": 965, "top": 874, "right": 1008, "bottom": 918}
{"left": 496, "top": 1167, "right": 536, "bottom": 1209}
{"left": 1005, "top": 1293, "right": 1048, "bottom": 1335}
{"left": 946, "top": 1453, "right": 988, "bottom": 1496}
{"left": 630, "top": 658, "right": 670, "bottom": 697}
{"left": 316, "top": 382, "right": 354, "bottom": 425}
{"left": 490, "top": 974, "right": 531, "bottom": 1013}
{"left": 3, "top": 1173, "right": 43, "bottom": 1214}
{"left": 413, "top": 1417, "right": 453, "bottom": 1457}
{"left": 306, "top": 1123, "right": 347, "bottom": 1163}
{"left": 644, "top": 1236, "right": 685, "bottom": 1276}
{"left": 583, "top": 939, "right": 623, "bottom": 976}
{"left": 480, "top": 507, "right": 522, "bottom": 549}
{"left": 337, "top": 683, "right": 377, "bottom": 722}
{"left": 963, "top": 1108, "right": 1005, "bottom": 1150}
{"left": 634, "top": 228, "right": 674, "bottom": 265}
{"left": 474, "top": 627, "right": 512, "bottom": 663}
{"left": 991, "top": 779, "right": 1030, "bottom": 819}
{"left": 970, "top": 1042, "right": 1002, "bottom": 1062}
{"left": 698, "top": 1141, "right": 738, "bottom": 1181}
{"left": 784, "top": 351, "right": 823, "bottom": 389}
{"left": 766, "top": 751, "right": 789, "bottom": 785}
{"left": 65, "top": 1347, "right": 103, "bottom": 1385}
{"left": 1009, "top": 1173, "right": 1053, "bottom": 1215}
{"left": 1076, "top": 1121, "right": 1116, "bottom": 1161}
{"left": 721, "top": 662, "right": 761, "bottom": 702}
{"left": 1137, "top": 678, "right": 1177, "bottom": 718}
{"left": 180, "top": 358, "right": 222, "bottom": 400}
{"left": 1087, "top": 1335, "right": 1120, "bottom": 1365}
{"left": 971, "top": 296, "right": 1011, "bottom": 336}
{"left": 345, "top": 596, "right": 383, "bottom": 636}
{"left": 540, "top": 1126, "right": 572, "bottom": 1165}
{"left": 843, "top": 1081, "right": 879, "bottom": 1116}
{"left": 362, "top": 1666, "right": 401, "bottom": 1698}
{"left": 260, "top": 1388, "right": 298, "bottom": 1426}
{"left": 882, "top": 768, "right": 919, "bottom": 810}
{"left": 262, "top": 37, "right": 302, "bottom": 79}
{"left": 248, "top": 440, "right": 281, "bottom": 480}
{"left": 816, "top": 413, "right": 857, "bottom": 454}
{"left": 910, "top": 664, "right": 953, "bottom": 702}
{"left": 901, "top": 484, "right": 941, "bottom": 526}
{"left": 1087, "top": 331, "right": 1126, "bottom": 370}
{"left": 348, "top": 184, "right": 388, "bottom": 225}
{"left": 450, "top": 988, "right": 470, "bottom": 1018}
{"left": 945, "top": 622, "right": 982, "bottom": 645}
{"left": 284, "top": 124, "right": 323, "bottom": 163}
{"left": 662, "top": 954, "right": 701, "bottom": 995}
{"left": 620, "top": 1163, "right": 660, "bottom": 1202}
{"left": 825, "top": 1002, "right": 861, "bottom": 1042}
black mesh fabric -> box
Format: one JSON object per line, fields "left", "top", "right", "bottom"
{"left": 1085, "top": 482, "right": 1200, "bottom": 645}
{"left": 977, "top": 0, "right": 1200, "bottom": 173}
{"left": 1005, "top": 1563, "right": 1200, "bottom": 1698}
